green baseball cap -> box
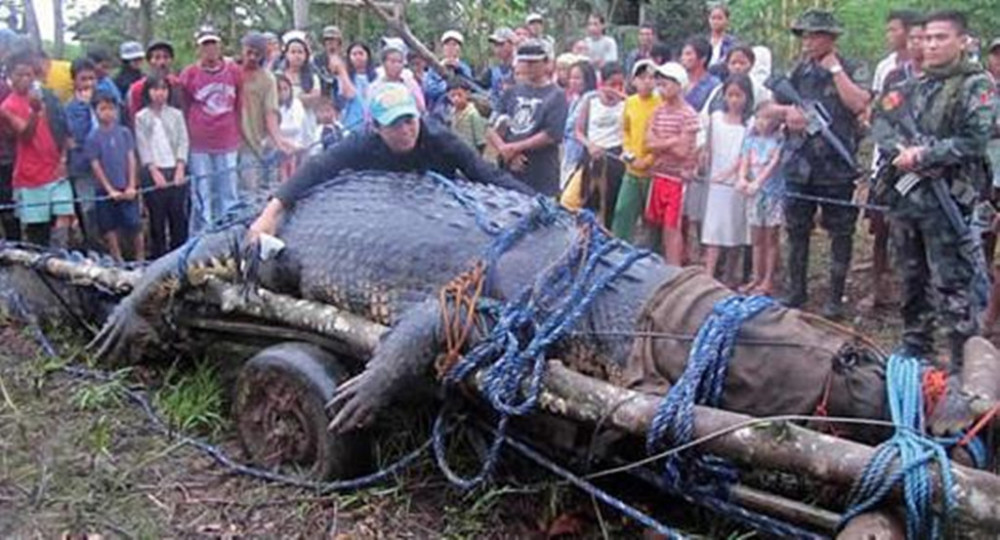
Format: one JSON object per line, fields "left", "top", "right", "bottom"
{"left": 369, "top": 82, "right": 419, "bottom": 126}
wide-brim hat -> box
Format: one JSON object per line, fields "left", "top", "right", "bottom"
{"left": 791, "top": 9, "right": 844, "bottom": 36}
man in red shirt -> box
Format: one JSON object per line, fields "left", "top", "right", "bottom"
{"left": 0, "top": 49, "right": 75, "bottom": 247}
{"left": 179, "top": 26, "right": 242, "bottom": 235}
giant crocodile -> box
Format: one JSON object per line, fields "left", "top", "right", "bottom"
{"left": 85, "top": 170, "right": 979, "bottom": 437}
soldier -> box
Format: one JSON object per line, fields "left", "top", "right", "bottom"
{"left": 776, "top": 10, "right": 870, "bottom": 319}
{"left": 872, "top": 10, "right": 997, "bottom": 369}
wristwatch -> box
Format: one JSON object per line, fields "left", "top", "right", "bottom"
{"left": 828, "top": 64, "right": 843, "bottom": 75}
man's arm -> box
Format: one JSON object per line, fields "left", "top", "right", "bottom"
{"left": 1, "top": 104, "right": 41, "bottom": 140}
{"left": 273, "top": 134, "right": 367, "bottom": 207}
{"left": 823, "top": 54, "right": 871, "bottom": 115}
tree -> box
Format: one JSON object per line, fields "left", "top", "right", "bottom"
{"left": 53, "top": 0, "right": 65, "bottom": 57}
{"left": 23, "top": 0, "right": 41, "bottom": 48}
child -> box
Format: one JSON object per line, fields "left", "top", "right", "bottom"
{"left": 135, "top": 75, "right": 190, "bottom": 259}
{"left": 573, "top": 62, "right": 626, "bottom": 227}
{"left": 276, "top": 73, "right": 307, "bottom": 182}
{"left": 644, "top": 62, "right": 700, "bottom": 264}
{"left": 737, "top": 101, "right": 784, "bottom": 295}
{"left": 65, "top": 57, "right": 101, "bottom": 248}
{"left": 86, "top": 92, "right": 143, "bottom": 261}
{"left": 611, "top": 59, "right": 660, "bottom": 241}
{"left": 701, "top": 74, "right": 753, "bottom": 286}
{"left": 0, "top": 49, "right": 76, "bottom": 248}
{"left": 309, "top": 98, "right": 345, "bottom": 157}
{"left": 447, "top": 80, "right": 487, "bottom": 154}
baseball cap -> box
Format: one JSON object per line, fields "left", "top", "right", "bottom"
{"left": 631, "top": 58, "right": 657, "bottom": 78}
{"left": 119, "top": 41, "right": 144, "bottom": 61}
{"left": 146, "top": 39, "right": 175, "bottom": 58}
{"left": 655, "top": 61, "right": 688, "bottom": 87}
{"left": 196, "top": 25, "right": 222, "bottom": 45}
{"left": 989, "top": 38, "right": 1000, "bottom": 53}
{"left": 526, "top": 13, "right": 544, "bottom": 24}
{"left": 369, "top": 82, "right": 420, "bottom": 126}
{"left": 489, "top": 27, "right": 515, "bottom": 44}
{"left": 516, "top": 39, "right": 549, "bottom": 62}
{"left": 322, "top": 25, "right": 343, "bottom": 41}
{"left": 440, "top": 30, "right": 464, "bottom": 45}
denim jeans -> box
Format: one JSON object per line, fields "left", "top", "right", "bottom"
{"left": 238, "top": 147, "right": 277, "bottom": 194}
{"left": 188, "top": 151, "right": 239, "bottom": 235}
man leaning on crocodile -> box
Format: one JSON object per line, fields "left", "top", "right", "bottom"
{"left": 248, "top": 82, "right": 535, "bottom": 239}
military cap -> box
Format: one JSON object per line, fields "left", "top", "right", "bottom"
{"left": 791, "top": 9, "right": 844, "bottom": 37}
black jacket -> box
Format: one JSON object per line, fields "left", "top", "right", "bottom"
{"left": 276, "top": 119, "right": 535, "bottom": 207}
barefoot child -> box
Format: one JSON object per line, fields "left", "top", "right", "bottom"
{"left": 737, "top": 101, "right": 784, "bottom": 295}
{"left": 86, "top": 91, "right": 144, "bottom": 261}
{"left": 701, "top": 74, "right": 752, "bottom": 285}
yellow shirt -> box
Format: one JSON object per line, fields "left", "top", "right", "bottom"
{"left": 44, "top": 60, "right": 74, "bottom": 103}
{"left": 622, "top": 93, "right": 661, "bottom": 177}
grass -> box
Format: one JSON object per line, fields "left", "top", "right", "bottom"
{"left": 155, "top": 361, "right": 226, "bottom": 436}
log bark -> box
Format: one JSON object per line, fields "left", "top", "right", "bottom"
{"left": 5, "top": 247, "right": 1000, "bottom": 533}
{"left": 538, "top": 363, "right": 1000, "bottom": 534}
{"left": 0, "top": 248, "right": 140, "bottom": 296}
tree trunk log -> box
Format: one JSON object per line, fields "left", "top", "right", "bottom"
{"left": 0, "top": 248, "right": 139, "bottom": 295}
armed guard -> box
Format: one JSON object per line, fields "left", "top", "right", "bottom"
{"left": 776, "top": 10, "right": 870, "bottom": 319}
{"left": 872, "top": 10, "right": 997, "bottom": 370}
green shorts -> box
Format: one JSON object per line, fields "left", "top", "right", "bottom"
{"left": 15, "top": 179, "right": 75, "bottom": 224}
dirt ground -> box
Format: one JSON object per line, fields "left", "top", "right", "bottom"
{"left": 0, "top": 226, "right": 960, "bottom": 539}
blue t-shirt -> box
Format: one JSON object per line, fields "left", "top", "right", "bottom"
{"left": 338, "top": 74, "right": 371, "bottom": 133}
{"left": 684, "top": 74, "right": 721, "bottom": 112}
{"left": 85, "top": 124, "right": 134, "bottom": 192}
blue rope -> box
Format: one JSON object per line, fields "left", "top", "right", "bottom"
{"left": 433, "top": 202, "right": 651, "bottom": 489}
{"left": 839, "top": 354, "right": 957, "bottom": 539}
{"left": 643, "top": 294, "right": 823, "bottom": 538}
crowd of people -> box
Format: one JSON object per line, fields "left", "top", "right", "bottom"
{"left": 1, "top": 6, "right": 999, "bottom": 354}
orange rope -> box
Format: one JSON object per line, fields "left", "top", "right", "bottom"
{"left": 921, "top": 368, "right": 949, "bottom": 419}
{"left": 958, "top": 403, "right": 1000, "bottom": 448}
{"left": 436, "top": 261, "right": 487, "bottom": 379}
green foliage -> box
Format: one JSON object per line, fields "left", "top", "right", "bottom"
{"left": 155, "top": 362, "right": 226, "bottom": 436}
{"left": 730, "top": 0, "right": 1000, "bottom": 72}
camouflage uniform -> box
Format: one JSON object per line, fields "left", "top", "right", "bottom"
{"left": 872, "top": 57, "right": 997, "bottom": 365}
{"left": 780, "top": 10, "right": 864, "bottom": 317}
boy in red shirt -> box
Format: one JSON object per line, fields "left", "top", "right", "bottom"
{"left": 644, "top": 62, "right": 700, "bottom": 264}
{"left": 0, "top": 49, "right": 75, "bottom": 247}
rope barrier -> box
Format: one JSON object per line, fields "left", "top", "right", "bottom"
{"left": 0, "top": 139, "right": 326, "bottom": 214}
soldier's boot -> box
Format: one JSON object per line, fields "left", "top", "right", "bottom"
{"left": 782, "top": 234, "right": 810, "bottom": 308}
{"left": 822, "top": 234, "right": 853, "bottom": 320}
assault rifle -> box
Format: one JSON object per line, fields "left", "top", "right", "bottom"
{"left": 765, "top": 73, "right": 859, "bottom": 172}
{"left": 875, "top": 100, "right": 991, "bottom": 310}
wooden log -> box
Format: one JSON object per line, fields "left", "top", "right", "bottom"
{"left": 539, "top": 363, "right": 1000, "bottom": 534}
{"left": 5, "top": 247, "right": 1000, "bottom": 533}
{"left": 0, "top": 247, "right": 139, "bottom": 295}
